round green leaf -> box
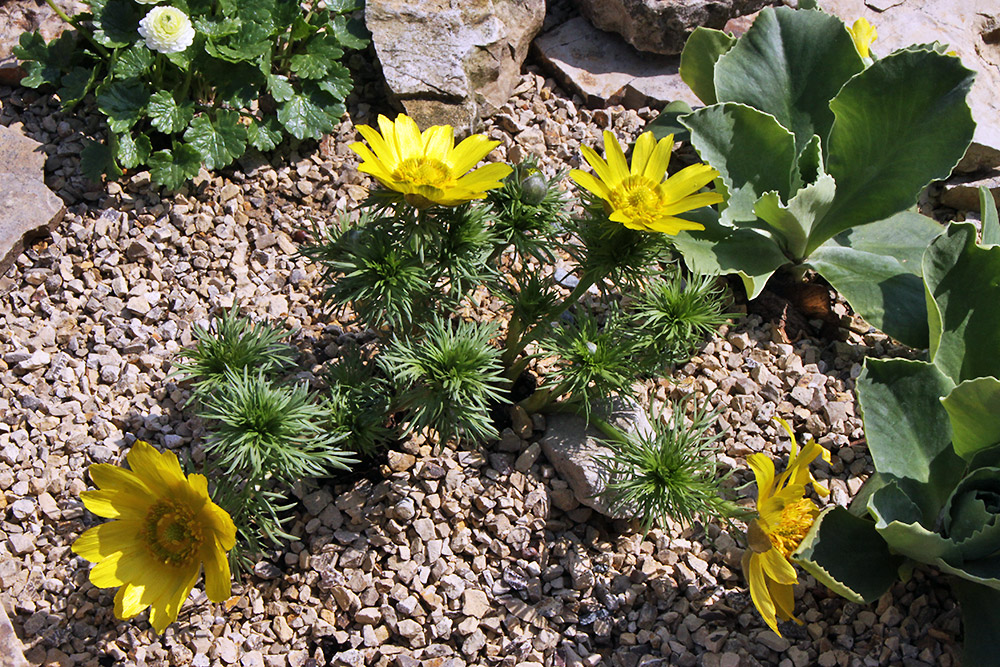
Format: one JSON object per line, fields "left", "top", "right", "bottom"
{"left": 679, "top": 27, "right": 736, "bottom": 106}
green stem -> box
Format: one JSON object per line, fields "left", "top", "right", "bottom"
{"left": 501, "top": 270, "right": 600, "bottom": 367}
{"left": 44, "top": 0, "right": 111, "bottom": 58}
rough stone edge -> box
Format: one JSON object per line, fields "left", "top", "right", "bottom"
{"left": 0, "top": 594, "right": 28, "bottom": 667}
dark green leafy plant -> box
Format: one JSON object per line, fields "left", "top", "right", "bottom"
{"left": 793, "top": 193, "right": 1000, "bottom": 664}
{"left": 324, "top": 344, "right": 393, "bottom": 455}
{"left": 14, "top": 0, "right": 368, "bottom": 188}
{"left": 172, "top": 305, "right": 296, "bottom": 399}
{"left": 595, "top": 395, "right": 743, "bottom": 532}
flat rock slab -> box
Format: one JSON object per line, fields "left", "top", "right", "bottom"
{"left": 539, "top": 397, "right": 653, "bottom": 518}
{"left": 0, "top": 123, "right": 64, "bottom": 276}
{"left": 534, "top": 17, "right": 701, "bottom": 109}
{"left": 0, "top": 598, "right": 27, "bottom": 667}
{"left": 819, "top": 0, "right": 1000, "bottom": 172}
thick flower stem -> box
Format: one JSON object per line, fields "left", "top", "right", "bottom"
{"left": 43, "top": 0, "right": 111, "bottom": 58}
{"left": 501, "top": 270, "right": 600, "bottom": 369}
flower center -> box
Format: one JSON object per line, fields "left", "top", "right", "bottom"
{"left": 608, "top": 176, "right": 662, "bottom": 223}
{"left": 143, "top": 500, "right": 203, "bottom": 566}
{"left": 768, "top": 498, "right": 817, "bottom": 558}
{"left": 393, "top": 157, "right": 451, "bottom": 188}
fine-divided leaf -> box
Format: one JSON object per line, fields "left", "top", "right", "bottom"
{"left": 148, "top": 143, "right": 203, "bottom": 189}
{"left": 183, "top": 110, "right": 248, "bottom": 170}
{"left": 793, "top": 506, "right": 902, "bottom": 604}
{"left": 96, "top": 79, "right": 150, "bottom": 132}
{"left": 923, "top": 223, "right": 1000, "bottom": 383}
{"left": 678, "top": 28, "right": 736, "bottom": 105}
{"left": 812, "top": 49, "right": 976, "bottom": 254}
{"left": 278, "top": 88, "right": 337, "bottom": 140}
{"left": 714, "top": 6, "right": 864, "bottom": 155}
{"left": 117, "top": 132, "right": 152, "bottom": 170}
{"left": 682, "top": 103, "right": 797, "bottom": 225}
{"left": 148, "top": 91, "right": 195, "bottom": 134}
{"left": 670, "top": 208, "right": 789, "bottom": 300}
{"left": 806, "top": 209, "right": 943, "bottom": 348}
{"left": 112, "top": 45, "right": 154, "bottom": 79}
{"left": 942, "top": 377, "right": 1000, "bottom": 461}
{"left": 80, "top": 139, "right": 123, "bottom": 182}
{"left": 857, "top": 358, "right": 955, "bottom": 484}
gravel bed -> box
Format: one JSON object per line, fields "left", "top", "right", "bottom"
{"left": 0, "top": 37, "right": 964, "bottom": 667}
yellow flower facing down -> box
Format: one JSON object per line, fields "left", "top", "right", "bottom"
{"left": 570, "top": 130, "right": 722, "bottom": 235}
{"left": 847, "top": 18, "right": 877, "bottom": 59}
{"left": 349, "top": 114, "right": 513, "bottom": 209}
{"left": 742, "top": 418, "right": 830, "bottom": 636}
{"left": 72, "top": 441, "right": 236, "bottom": 633}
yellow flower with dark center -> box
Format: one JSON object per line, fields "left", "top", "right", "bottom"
{"left": 569, "top": 130, "right": 722, "bottom": 234}
{"left": 742, "top": 418, "right": 830, "bottom": 636}
{"left": 71, "top": 441, "right": 236, "bottom": 633}
{"left": 847, "top": 18, "right": 877, "bottom": 59}
{"left": 349, "top": 114, "right": 513, "bottom": 209}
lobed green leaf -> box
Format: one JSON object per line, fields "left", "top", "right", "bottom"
{"left": 183, "top": 111, "right": 248, "bottom": 170}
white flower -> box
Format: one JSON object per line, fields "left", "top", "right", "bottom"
{"left": 135, "top": 0, "right": 162, "bottom": 4}
{"left": 138, "top": 6, "right": 195, "bottom": 54}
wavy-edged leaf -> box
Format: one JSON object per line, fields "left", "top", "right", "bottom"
{"left": 857, "top": 358, "right": 955, "bottom": 484}
{"left": 714, "top": 6, "right": 864, "bottom": 155}
{"left": 754, "top": 173, "right": 836, "bottom": 260}
{"left": 91, "top": 0, "right": 140, "bottom": 48}
{"left": 148, "top": 91, "right": 195, "bottom": 134}
{"left": 924, "top": 222, "right": 1000, "bottom": 383}
{"left": 15, "top": 31, "right": 78, "bottom": 89}
{"left": 981, "top": 185, "right": 1000, "bottom": 246}
{"left": 80, "top": 139, "right": 122, "bottom": 182}
{"left": 247, "top": 117, "right": 283, "bottom": 152}
{"left": 183, "top": 111, "right": 247, "bottom": 170}
{"left": 679, "top": 28, "right": 736, "bottom": 105}
{"left": 805, "top": 209, "right": 943, "bottom": 348}
{"left": 793, "top": 506, "right": 901, "bottom": 604}
{"left": 117, "top": 132, "right": 151, "bottom": 170}
{"left": 112, "top": 45, "right": 153, "bottom": 79}
{"left": 328, "top": 15, "right": 370, "bottom": 50}
{"left": 96, "top": 79, "right": 149, "bottom": 132}
{"left": 645, "top": 101, "right": 693, "bottom": 144}
{"left": 681, "top": 103, "right": 797, "bottom": 225}
{"left": 942, "top": 378, "right": 1000, "bottom": 461}
{"left": 952, "top": 580, "right": 1000, "bottom": 667}
{"left": 58, "top": 67, "right": 97, "bottom": 108}
{"left": 811, "top": 49, "right": 975, "bottom": 253}
{"left": 277, "top": 88, "right": 337, "bottom": 140}
{"left": 148, "top": 143, "right": 202, "bottom": 189}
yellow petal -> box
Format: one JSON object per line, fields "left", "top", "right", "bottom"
{"left": 580, "top": 144, "right": 615, "bottom": 188}
{"left": 90, "top": 550, "right": 128, "bottom": 588}
{"left": 355, "top": 123, "right": 398, "bottom": 167}
{"left": 393, "top": 114, "right": 423, "bottom": 161}
{"left": 423, "top": 124, "right": 454, "bottom": 158}
{"left": 201, "top": 535, "right": 233, "bottom": 602}
{"left": 661, "top": 163, "right": 720, "bottom": 202}
{"left": 643, "top": 135, "right": 674, "bottom": 183}
{"left": 745, "top": 554, "right": 781, "bottom": 635}
{"left": 748, "top": 453, "right": 776, "bottom": 503}
{"left": 657, "top": 191, "right": 723, "bottom": 216}
{"left": 126, "top": 441, "right": 186, "bottom": 497}
{"left": 569, "top": 169, "right": 612, "bottom": 200}
{"left": 453, "top": 162, "right": 513, "bottom": 191}
{"left": 81, "top": 489, "right": 150, "bottom": 521}
{"left": 72, "top": 520, "right": 142, "bottom": 562}
{"left": 643, "top": 216, "right": 706, "bottom": 235}
{"left": 148, "top": 563, "right": 200, "bottom": 633}
{"left": 88, "top": 463, "right": 153, "bottom": 499}
{"left": 450, "top": 135, "right": 497, "bottom": 175}
{"left": 630, "top": 132, "right": 656, "bottom": 177}
{"left": 200, "top": 503, "right": 237, "bottom": 551}
{"left": 768, "top": 577, "right": 801, "bottom": 624}
{"left": 115, "top": 583, "right": 146, "bottom": 620}
{"left": 760, "top": 547, "right": 798, "bottom": 585}
{"left": 603, "top": 131, "right": 630, "bottom": 182}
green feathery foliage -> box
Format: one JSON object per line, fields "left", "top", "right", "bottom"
{"left": 380, "top": 317, "right": 508, "bottom": 443}
{"left": 324, "top": 345, "right": 393, "bottom": 455}
{"left": 485, "top": 157, "right": 571, "bottom": 263}
{"left": 172, "top": 306, "right": 296, "bottom": 398}
{"left": 629, "top": 271, "right": 732, "bottom": 372}
{"left": 596, "top": 395, "right": 743, "bottom": 533}
{"left": 200, "top": 367, "right": 355, "bottom": 483}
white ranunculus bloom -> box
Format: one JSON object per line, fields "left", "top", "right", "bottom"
{"left": 138, "top": 6, "right": 195, "bottom": 54}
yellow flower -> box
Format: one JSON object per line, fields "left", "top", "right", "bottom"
{"left": 349, "top": 114, "right": 513, "bottom": 209}
{"left": 741, "top": 418, "right": 830, "bottom": 636}
{"left": 847, "top": 18, "right": 877, "bottom": 59}
{"left": 569, "top": 130, "right": 721, "bottom": 235}
{"left": 71, "top": 441, "right": 236, "bottom": 633}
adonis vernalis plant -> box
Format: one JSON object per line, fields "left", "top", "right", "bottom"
{"left": 15, "top": 0, "right": 368, "bottom": 188}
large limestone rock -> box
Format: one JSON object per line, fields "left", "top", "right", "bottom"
{"left": 818, "top": 0, "right": 1000, "bottom": 172}
{"left": 366, "top": 0, "right": 545, "bottom": 132}
{"left": 0, "top": 599, "right": 28, "bottom": 667}
{"left": 534, "top": 17, "right": 702, "bottom": 109}
{"left": 0, "top": 123, "right": 65, "bottom": 276}
{"left": 572, "top": 0, "right": 770, "bottom": 56}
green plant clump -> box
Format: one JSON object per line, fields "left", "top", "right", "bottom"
{"left": 14, "top": 0, "right": 368, "bottom": 188}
